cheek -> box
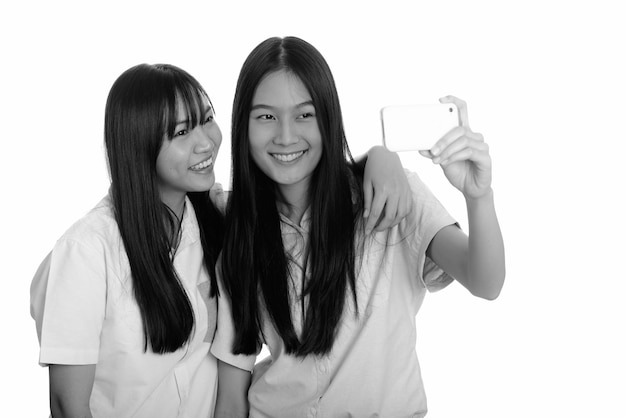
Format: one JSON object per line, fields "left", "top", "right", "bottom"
{"left": 248, "top": 129, "right": 267, "bottom": 162}
{"left": 249, "top": 143, "right": 265, "bottom": 168}
{"left": 215, "top": 130, "right": 223, "bottom": 151}
{"left": 308, "top": 130, "right": 324, "bottom": 159}
{"left": 247, "top": 125, "right": 262, "bottom": 146}
{"left": 208, "top": 124, "right": 223, "bottom": 150}
{"left": 156, "top": 144, "right": 185, "bottom": 178}
{"left": 155, "top": 155, "right": 174, "bottom": 184}
{"left": 155, "top": 151, "right": 169, "bottom": 176}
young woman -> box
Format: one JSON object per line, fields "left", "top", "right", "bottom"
{"left": 212, "top": 36, "right": 506, "bottom": 417}
{"left": 30, "top": 63, "right": 226, "bottom": 417}
{"left": 30, "top": 62, "right": 410, "bottom": 417}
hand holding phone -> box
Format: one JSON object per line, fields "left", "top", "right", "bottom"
{"left": 381, "top": 103, "right": 459, "bottom": 152}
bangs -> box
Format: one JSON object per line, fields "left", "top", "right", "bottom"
{"left": 162, "top": 78, "right": 213, "bottom": 139}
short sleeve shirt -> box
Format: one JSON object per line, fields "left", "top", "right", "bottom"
{"left": 31, "top": 185, "right": 228, "bottom": 418}
{"left": 211, "top": 172, "right": 456, "bottom": 418}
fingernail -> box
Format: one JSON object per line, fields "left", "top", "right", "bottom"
{"left": 433, "top": 157, "right": 440, "bottom": 164}
{"left": 430, "top": 147, "right": 440, "bottom": 156}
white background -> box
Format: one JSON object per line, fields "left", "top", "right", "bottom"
{"left": 2, "top": 0, "right": 625, "bottom": 416}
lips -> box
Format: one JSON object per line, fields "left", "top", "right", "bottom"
{"left": 270, "top": 150, "right": 306, "bottom": 162}
{"left": 190, "top": 155, "right": 213, "bottom": 171}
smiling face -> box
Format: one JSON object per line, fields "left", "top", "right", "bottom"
{"left": 248, "top": 70, "right": 323, "bottom": 204}
{"left": 156, "top": 97, "right": 221, "bottom": 212}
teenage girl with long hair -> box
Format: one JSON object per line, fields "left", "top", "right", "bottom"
{"left": 212, "top": 36, "right": 506, "bottom": 417}
{"left": 30, "top": 62, "right": 409, "bottom": 417}
{"left": 30, "top": 63, "right": 226, "bottom": 417}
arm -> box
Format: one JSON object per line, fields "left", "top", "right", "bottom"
{"left": 49, "top": 364, "right": 95, "bottom": 418}
{"left": 356, "top": 146, "right": 413, "bottom": 234}
{"left": 214, "top": 360, "right": 251, "bottom": 418}
{"left": 427, "top": 192, "right": 505, "bottom": 299}
{"left": 422, "top": 96, "right": 505, "bottom": 300}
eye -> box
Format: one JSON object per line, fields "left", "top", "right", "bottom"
{"left": 174, "top": 129, "right": 188, "bottom": 137}
{"left": 299, "top": 112, "right": 314, "bottom": 119}
{"left": 203, "top": 110, "right": 215, "bottom": 124}
{"left": 258, "top": 114, "right": 276, "bottom": 121}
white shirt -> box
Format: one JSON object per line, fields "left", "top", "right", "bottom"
{"left": 31, "top": 187, "right": 226, "bottom": 418}
{"left": 211, "top": 171, "right": 456, "bottom": 418}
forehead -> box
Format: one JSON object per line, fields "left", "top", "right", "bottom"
{"left": 175, "top": 94, "right": 210, "bottom": 116}
{"left": 252, "top": 70, "right": 311, "bottom": 106}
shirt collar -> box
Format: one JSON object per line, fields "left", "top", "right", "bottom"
{"left": 177, "top": 196, "right": 200, "bottom": 250}
{"left": 279, "top": 206, "right": 312, "bottom": 234}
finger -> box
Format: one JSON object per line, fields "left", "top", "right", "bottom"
{"left": 418, "top": 149, "right": 434, "bottom": 159}
{"left": 440, "top": 148, "right": 474, "bottom": 166}
{"left": 440, "top": 95, "right": 470, "bottom": 128}
{"left": 362, "top": 178, "right": 373, "bottom": 219}
{"left": 396, "top": 192, "right": 409, "bottom": 220}
{"left": 365, "top": 191, "right": 386, "bottom": 234}
{"left": 395, "top": 192, "right": 413, "bottom": 226}
{"left": 440, "top": 142, "right": 490, "bottom": 166}
{"left": 374, "top": 196, "right": 400, "bottom": 232}
{"left": 406, "top": 194, "right": 415, "bottom": 218}
{"left": 433, "top": 132, "right": 486, "bottom": 163}
{"left": 433, "top": 135, "right": 470, "bottom": 163}
{"left": 471, "top": 131, "right": 485, "bottom": 142}
{"left": 430, "top": 126, "right": 465, "bottom": 157}
{"left": 431, "top": 126, "right": 484, "bottom": 158}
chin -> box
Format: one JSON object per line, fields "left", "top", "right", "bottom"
{"left": 191, "top": 178, "right": 216, "bottom": 193}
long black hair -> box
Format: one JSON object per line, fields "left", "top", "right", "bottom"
{"left": 221, "top": 37, "right": 364, "bottom": 356}
{"left": 104, "top": 63, "right": 223, "bottom": 353}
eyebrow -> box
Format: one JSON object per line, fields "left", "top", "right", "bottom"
{"left": 250, "top": 100, "right": 314, "bottom": 111}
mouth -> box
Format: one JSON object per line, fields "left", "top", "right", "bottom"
{"left": 189, "top": 155, "right": 214, "bottom": 171}
{"left": 270, "top": 150, "right": 306, "bottom": 163}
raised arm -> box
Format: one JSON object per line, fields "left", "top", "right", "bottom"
{"left": 421, "top": 96, "right": 505, "bottom": 300}
{"left": 49, "top": 364, "right": 95, "bottom": 418}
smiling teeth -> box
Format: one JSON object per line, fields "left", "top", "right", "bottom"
{"left": 191, "top": 157, "right": 213, "bottom": 170}
{"left": 272, "top": 151, "right": 305, "bottom": 162}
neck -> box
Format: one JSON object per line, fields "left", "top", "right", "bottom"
{"left": 163, "top": 196, "right": 186, "bottom": 252}
{"left": 277, "top": 183, "right": 309, "bottom": 226}
{"left": 161, "top": 192, "right": 186, "bottom": 220}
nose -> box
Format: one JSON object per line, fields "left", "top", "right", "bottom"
{"left": 193, "top": 125, "right": 216, "bottom": 153}
{"left": 273, "top": 120, "right": 299, "bottom": 146}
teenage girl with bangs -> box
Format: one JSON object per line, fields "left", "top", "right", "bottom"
{"left": 30, "top": 62, "right": 409, "bottom": 417}
{"left": 212, "top": 36, "right": 506, "bottom": 417}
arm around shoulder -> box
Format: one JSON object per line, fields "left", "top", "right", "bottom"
{"left": 214, "top": 360, "right": 251, "bottom": 418}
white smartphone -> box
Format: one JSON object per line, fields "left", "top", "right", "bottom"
{"left": 381, "top": 103, "right": 459, "bottom": 152}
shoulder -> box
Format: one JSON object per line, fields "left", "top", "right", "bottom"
{"left": 404, "top": 169, "right": 450, "bottom": 216}
{"left": 394, "top": 169, "right": 456, "bottom": 242}
{"left": 32, "top": 196, "right": 120, "bottom": 315}
{"left": 56, "top": 195, "right": 120, "bottom": 253}
{"left": 404, "top": 169, "right": 431, "bottom": 196}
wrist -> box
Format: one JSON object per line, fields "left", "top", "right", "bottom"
{"left": 465, "top": 188, "right": 494, "bottom": 210}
